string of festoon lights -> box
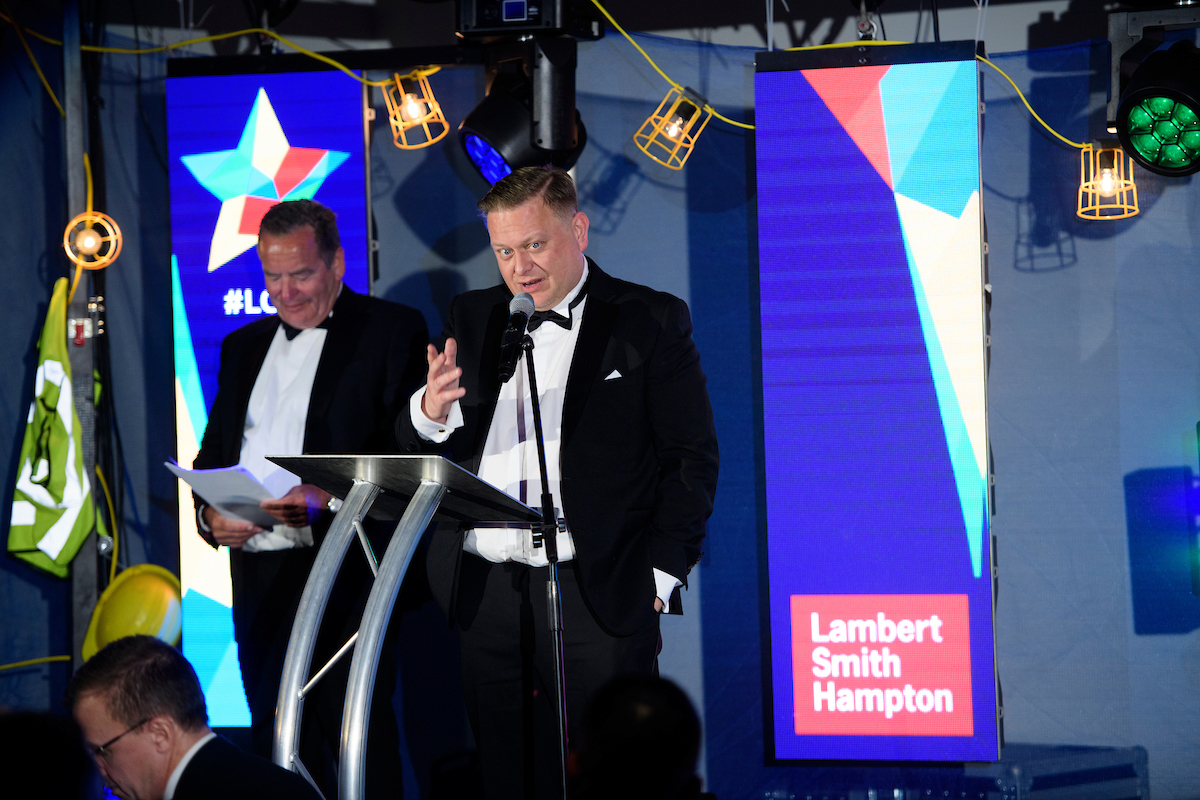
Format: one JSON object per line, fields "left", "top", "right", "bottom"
{"left": 2, "top": 4, "right": 1135, "bottom": 210}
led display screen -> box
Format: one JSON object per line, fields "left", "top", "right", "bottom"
{"left": 165, "top": 69, "right": 369, "bottom": 726}
{"left": 754, "top": 43, "right": 998, "bottom": 761}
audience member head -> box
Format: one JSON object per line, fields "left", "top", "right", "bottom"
{"left": 65, "top": 635, "right": 211, "bottom": 800}
{"left": 0, "top": 710, "right": 104, "bottom": 800}
{"left": 572, "top": 675, "right": 704, "bottom": 800}
{"left": 257, "top": 199, "right": 345, "bottom": 330}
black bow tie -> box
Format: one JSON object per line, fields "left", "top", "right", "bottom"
{"left": 280, "top": 316, "right": 331, "bottom": 341}
{"left": 524, "top": 277, "right": 589, "bottom": 333}
{"left": 526, "top": 309, "right": 570, "bottom": 332}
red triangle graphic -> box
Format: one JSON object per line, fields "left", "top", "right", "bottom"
{"left": 803, "top": 66, "right": 893, "bottom": 188}
{"left": 274, "top": 147, "right": 327, "bottom": 198}
{"left": 239, "top": 196, "right": 279, "bottom": 235}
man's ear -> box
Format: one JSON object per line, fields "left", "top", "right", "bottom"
{"left": 332, "top": 247, "right": 346, "bottom": 282}
{"left": 572, "top": 211, "right": 590, "bottom": 252}
{"left": 145, "top": 716, "right": 174, "bottom": 753}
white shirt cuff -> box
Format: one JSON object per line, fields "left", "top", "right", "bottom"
{"left": 196, "top": 504, "right": 212, "bottom": 533}
{"left": 409, "top": 387, "right": 463, "bottom": 443}
{"left": 653, "top": 567, "right": 683, "bottom": 613}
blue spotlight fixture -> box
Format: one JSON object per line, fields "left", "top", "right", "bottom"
{"left": 458, "top": 38, "right": 588, "bottom": 184}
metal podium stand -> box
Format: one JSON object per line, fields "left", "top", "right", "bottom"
{"left": 266, "top": 455, "right": 542, "bottom": 800}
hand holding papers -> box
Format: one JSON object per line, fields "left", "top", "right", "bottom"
{"left": 260, "top": 484, "right": 333, "bottom": 528}
{"left": 165, "top": 460, "right": 281, "bottom": 530}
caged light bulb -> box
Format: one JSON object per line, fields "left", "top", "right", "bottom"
{"left": 401, "top": 93, "right": 424, "bottom": 123}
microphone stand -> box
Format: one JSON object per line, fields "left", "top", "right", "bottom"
{"left": 519, "top": 333, "right": 570, "bottom": 800}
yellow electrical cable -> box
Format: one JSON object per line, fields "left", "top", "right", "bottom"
{"left": 0, "top": 11, "right": 60, "bottom": 45}
{"left": 0, "top": 1, "right": 64, "bottom": 116}
{"left": 85, "top": 152, "right": 94, "bottom": 214}
{"left": 82, "top": 28, "right": 395, "bottom": 87}
{"left": 395, "top": 65, "right": 441, "bottom": 82}
{"left": 976, "top": 54, "right": 1085, "bottom": 149}
{"left": 95, "top": 465, "right": 119, "bottom": 584}
{"left": 0, "top": 655, "right": 71, "bottom": 672}
{"left": 589, "top": 0, "right": 755, "bottom": 131}
{"left": 5, "top": 6, "right": 1082, "bottom": 152}
{"left": 589, "top": 0, "right": 680, "bottom": 91}
{"left": 710, "top": 108, "right": 754, "bottom": 130}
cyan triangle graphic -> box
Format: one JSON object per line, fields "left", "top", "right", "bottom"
{"left": 182, "top": 589, "right": 251, "bottom": 727}
{"left": 236, "top": 91, "right": 265, "bottom": 154}
{"left": 898, "top": 209, "right": 986, "bottom": 578}
{"left": 214, "top": 157, "right": 257, "bottom": 197}
{"left": 245, "top": 168, "right": 278, "bottom": 199}
{"left": 182, "top": 151, "right": 260, "bottom": 203}
{"left": 880, "top": 61, "right": 958, "bottom": 185}
{"left": 171, "top": 256, "right": 208, "bottom": 438}
{"left": 882, "top": 60, "right": 979, "bottom": 217}
{"left": 207, "top": 642, "right": 252, "bottom": 727}
{"left": 179, "top": 151, "right": 232, "bottom": 184}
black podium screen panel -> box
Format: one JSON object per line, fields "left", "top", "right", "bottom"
{"left": 165, "top": 69, "right": 369, "bottom": 727}
{"left": 754, "top": 44, "right": 998, "bottom": 761}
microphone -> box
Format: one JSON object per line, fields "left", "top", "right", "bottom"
{"left": 498, "top": 292, "right": 535, "bottom": 383}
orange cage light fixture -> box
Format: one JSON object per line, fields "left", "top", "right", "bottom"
{"left": 63, "top": 210, "right": 123, "bottom": 270}
{"left": 633, "top": 85, "right": 713, "bottom": 171}
{"left": 383, "top": 68, "right": 449, "bottom": 150}
{"left": 1077, "top": 141, "right": 1139, "bottom": 220}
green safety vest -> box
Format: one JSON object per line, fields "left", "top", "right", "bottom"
{"left": 7, "top": 277, "right": 95, "bottom": 578}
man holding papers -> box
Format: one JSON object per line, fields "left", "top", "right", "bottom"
{"left": 192, "top": 199, "right": 427, "bottom": 798}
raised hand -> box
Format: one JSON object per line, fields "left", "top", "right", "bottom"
{"left": 421, "top": 337, "right": 466, "bottom": 423}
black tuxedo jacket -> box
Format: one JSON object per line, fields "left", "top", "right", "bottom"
{"left": 173, "top": 735, "right": 322, "bottom": 800}
{"left": 193, "top": 285, "right": 427, "bottom": 596}
{"left": 397, "top": 262, "right": 718, "bottom": 637}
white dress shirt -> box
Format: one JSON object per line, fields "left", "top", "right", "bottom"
{"left": 238, "top": 324, "right": 326, "bottom": 552}
{"left": 410, "top": 264, "right": 682, "bottom": 609}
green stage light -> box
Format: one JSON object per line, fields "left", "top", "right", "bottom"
{"left": 1117, "top": 40, "right": 1200, "bottom": 176}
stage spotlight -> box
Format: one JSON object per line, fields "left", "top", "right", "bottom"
{"left": 456, "top": 0, "right": 603, "bottom": 41}
{"left": 459, "top": 38, "right": 587, "bottom": 184}
{"left": 1077, "top": 141, "right": 1139, "bottom": 220}
{"left": 634, "top": 86, "right": 713, "bottom": 171}
{"left": 1116, "top": 40, "right": 1200, "bottom": 176}
{"left": 384, "top": 69, "right": 449, "bottom": 150}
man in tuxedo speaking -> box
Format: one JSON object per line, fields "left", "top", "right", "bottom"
{"left": 193, "top": 199, "right": 427, "bottom": 797}
{"left": 396, "top": 165, "right": 719, "bottom": 799}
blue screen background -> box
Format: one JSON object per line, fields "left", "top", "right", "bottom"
{"left": 756, "top": 58, "right": 999, "bottom": 761}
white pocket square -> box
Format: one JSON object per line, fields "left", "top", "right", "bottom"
{"left": 604, "top": 369, "right": 622, "bottom": 381}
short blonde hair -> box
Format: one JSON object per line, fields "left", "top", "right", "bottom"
{"left": 478, "top": 165, "right": 577, "bottom": 223}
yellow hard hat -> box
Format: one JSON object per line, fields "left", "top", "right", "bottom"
{"left": 82, "top": 564, "right": 182, "bottom": 661}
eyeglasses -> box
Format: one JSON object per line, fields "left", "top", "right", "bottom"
{"left": 92, "top": 717, "right": 150, "bottom": 761}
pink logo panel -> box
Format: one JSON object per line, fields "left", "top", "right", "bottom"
{"left": 791, "top": 595, "right": 973, "bottom": 737}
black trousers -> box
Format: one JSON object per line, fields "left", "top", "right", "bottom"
{"left": 455, "top": 555, "right": 660, "bottom": 800}
{"left": 232, "top": 544, "right": 405, "bottom": 800}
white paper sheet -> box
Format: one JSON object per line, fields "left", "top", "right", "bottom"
{"left": 165, "top": 460, "right": 282, "bottom": 529}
